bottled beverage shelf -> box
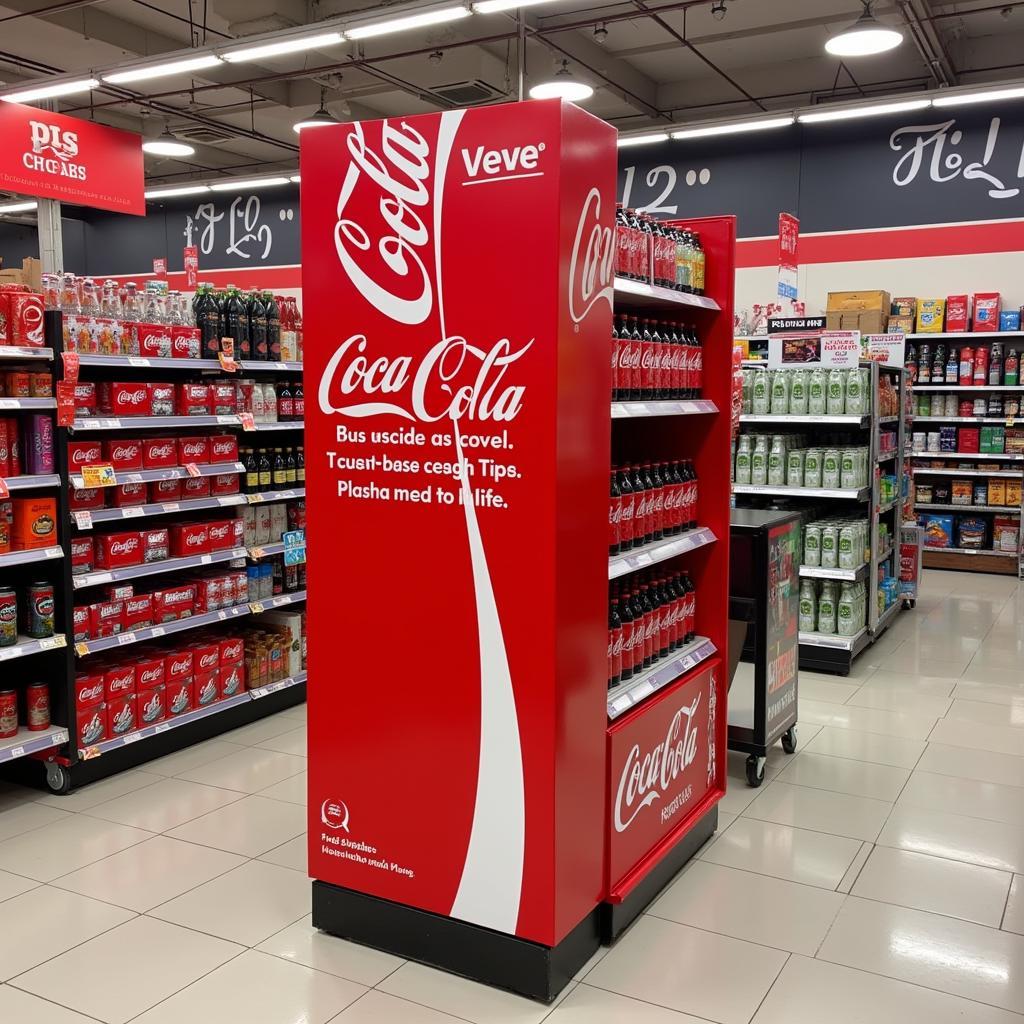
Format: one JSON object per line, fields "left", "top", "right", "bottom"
{"left": 0, "top": 397, "right": 55, "bottom": 411}
{"left": 247, "top": 589, "right": 306, "bottom": 613}
{"left": 913, "top": 385, "right": 1024, "bottom": 393}
{"left": 608, "top": 526, "right": 716, "bottom": 580}
{"left": 732, "top": 484, "right": 871, "bottom": 500}
{"left": 72, "top": 414, "right": 241, "bottom": 431}
{"left": 0, "top": 346, "right": 53, "bottom": 361}
{"left": 70, "top": 461, "right": 245, "bottom": 489}
{"left": 909, "top": 467, "right": 1023, "bottom": 478}
{"left": 76, "top": 494, "right": 249, "bottom": 527}
{"left": 245, "top": 488, "right": 305, "bottom": 503}
{"left": 611, "top": 399, "right": 717, "bottom": 419}
{"left": 72, "top": 546, "right": 247, "bottom": 590}
{"left": 739, "top": 413, "right": 870, "bottom": 426}
{"left": 909, "top": 450, "right": 1024, "bottom": 461}
{"left": 912, "top": 416, "right": 1015, "bottom": 424}
{"left": 0, "top": 546, "right": 63, "bottom": 569}
{"left": 606, "top": 636, "right": 716, "bottom": 721}
{"left": 249, "top": 421, "right": 304, "bottom": 431}
{"left": 239, "top": 361, "right": 303, "bottom": 373}
{"left": 906, "top": 331, "right": 1024, "bottom": 340}
{"left": 915, "top": 502, "right": 1021, "bottom": 514}
{"left": 878, "top": 416, "right": 901, "bottom": 424}
{"left": 248, "top": 542, "right": 285, "bottom": 559}
{"left": 798, "top": 563, "right": 868, "bottom": 582}
{"left": 799, "top": 626, "right": 869, "bottom": 652}
{"left": 73, "top": 354, "right": 303, "bottom": 373}
{"left": 613, "top": 277, "right": 720, "bottom": 312}
{"left": 0, "top": 725, "right": 70, "bottom": 765}
{"left": 79, "top": 671, "right": 307, "bottom": 759}
{"left": 1, "top": 474, "right": 60, "bottom": 491}
{"left": 75, "top": 603, "right": 253, "bottom": 657}
{"left": 924, "top": 546, "right": 1016, "bottom": 559}
{"left": 0, "top": 633, "right": 67, "bottom": 663}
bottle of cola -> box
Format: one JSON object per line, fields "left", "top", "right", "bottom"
{"left": 647, "top": 462, "right": 664, "bottom": 542}
{"left": 618, "top": 466, "right": 635, "bottom": 551}
{"left": 224, "top": 286, "right": 248, "bottom": 359}
{"left": 264, "top": 291, "right": 281, "bottom": 361}
{"left": 608, "top": 590, "right": 622, "bottom": 689}
{"left": 248, "top": 292, "right": 269, "bottom": 361}
{"left": 609, "top": 470, "right": 621, "bottom": 555}
{"left": 632, "top": 463, "right": 649, "bottom": 545}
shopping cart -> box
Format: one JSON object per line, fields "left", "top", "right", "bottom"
{"left": 900, "top": 522, "right": 923, "bottom": 609}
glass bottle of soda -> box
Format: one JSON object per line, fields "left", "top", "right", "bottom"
{"left": 687, "top": 459, "right": 699, "bottom": 529}
{"left": 296, "top": 446, "right": 305, "bottom": 485}
{"left": 196, "top": 284, "right": 221, "bottom": 358}
{"left": 618, "top": 465, "right": 635, "bottom": 551}
{"left": 264, "top": 291, "right": 281, "bottom": 361}
{"left": 293, "top": 382, "right": 304, "bottom": 421}
{"left": 243, "top": 447, "right": 259, "bottom": 494}
{"left": 224, "top": 286, "right": 248, "bottom": 359}
{"left": 272, "top": 448, "right": 287, "bottom": 487}
{"left": 611, "top": 317, "right": 621, "bottom": 401}
{"left": 990, "top": 342, "right": 1004, "bottom": 386}
{"left": 647, "top": 462, "right": 664, "bottom": 541}
{"left": 640, "top": 319, "right": 655, "bottom": 399}
{"left": 248, "top": 291, "right": 269, "bottom": 360}
{"left": 689, "top": 325, "right": 703, "bottom": 398}
{"left": 682, "top": 573, "right": 697, "bottom": 642}
{"left": 257, "top": 448, "right": 272, "bottom": 490}
{"left": 632, "top": 463, "right": 649, "bottom": 545}
{"left": 608, "top": 593, "right": 622, "bottom": 689}
{"left": 284, "top": 448, "right": 297, "bottom": 486}
{"left": 617, "top": 590, "right": 634, "bottom": 682}
{"left": 277, "top": 382, "right": 294, "bottom": 422}
{"left": 609, "top": 469, "right": 621, "bottom": 555}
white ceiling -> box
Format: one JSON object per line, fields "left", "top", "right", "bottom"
{"left": 0, "top": 0, "right": 1022, "bottom": 186}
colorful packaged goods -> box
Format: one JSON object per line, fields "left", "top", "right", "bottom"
{"left": 916, "top": 298, "right": 945, "bottom": 333}
{"left": 974, "top": 292, "right": 1001, "bottom": 331}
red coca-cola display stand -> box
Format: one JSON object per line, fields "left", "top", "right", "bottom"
{"left": 301, "top": 100, "right": 734, "bottom": 1002}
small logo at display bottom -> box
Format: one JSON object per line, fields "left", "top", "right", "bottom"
{"left": 321, "top": 798, "right": 350, "bottom": 832}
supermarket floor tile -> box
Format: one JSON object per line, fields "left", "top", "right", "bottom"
{"left": 258, "top": 833, "right": 306, "bottom": 871}
{"left": 175, "top": 745, "right": 307, "bottom": 794}
{"left": 917, "top": 742, "right": 1024, "bottom": 788}
{"left": 30, "top": 769, "right": 163, "bottom": 813}
{"left": 0, "top": 866, "right": 37, "bottom": 903}
{"left": 803, "top": 725, "right": 926, "bottom": 768}
{"left": 897, "top": 769, "right": 1024, "bottom": 825}
{"left": 332, "top": 990, "right": 468, "bottom": 1024}
{"left": 774, "top": 750, "right": 910, "bottom": 802}
{"left": 742, "top": 780, "right": 893, "bottom": 842}
{"left": 82, "top": 777, "right": 244, "bottom": 832}
{"left": 165, "top": 794, "right": 306, "bottom": 857}
{"left": 255, "top": 769, "right": 307, "bottom": 805}
{"left": 141, "top": 737, "right": 250, "bottom": 777}
{"left": 0, "top": 986, "right": 101, "bottom": 1024}
{"left": 546, "top": 985, "right": 709, "bottom": 1024}
{"left": 254, "top": 725, "right": 307, "bottom": 756}
{"left": 1003, "top": 876, "right": 1024, "bottom": 935}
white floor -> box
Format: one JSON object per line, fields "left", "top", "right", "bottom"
{"left": 0, "top": 567, "right": 1023, "bottom": 1023}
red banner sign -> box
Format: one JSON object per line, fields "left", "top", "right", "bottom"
{"left": 303, "top": 100, "right": 616, "bottom": 946}
{"left": 0, "top": 102, "right": 143, "bottom": 215}
{"left": 606, "top": 661, "right": 725, "bottom": 895}
{"left": 778, "top": 212, "right": 799, "bottom": 301}
{"left": 152, "top": 258, "right": 167, "bottom": 279}
{"left": 183, "top": 246, "right": 198, "bottom": 289}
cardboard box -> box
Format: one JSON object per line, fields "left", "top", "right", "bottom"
{"left": 975, "top": 292, "right": 1001, "bottom": 331}
{"left": 11, "top": 496, "right": 57, "bottom": 549}
{"left": 891, "top": 296, "right": 916, "bottom": 317}
{"left": 1007, "top": 478, "right": 1022, "bottom": 506}
{"left": 945, "top": 295, "right": 972, "bottom": 333}
{"left": 916, "top": 299, "right": 945, "bottom": 333}
{"left": 259, "top": 609, "right": 304, "bottom": 677}
{"left": 77, "top": 703, "right": 106, "bottom": 746}
{"left": 989, "top": 479, "right": 1007, "bottom": 505}
{"left": 994, "top": 516, "right": 1019, "bottom": 551}
{"left": 0, "top": 258, "right": 42, "bottom": 293}
{"left": 138, "top": 686, "right": 165, "bottom": 725}
{"left": 827, "top": 290, "right": 890, "bottom": 312}
{"left": 826, "top": 309, "right": 887, "bottom": 333}
{"left": 888, "top": 315, "right": 914, "bottom": 334}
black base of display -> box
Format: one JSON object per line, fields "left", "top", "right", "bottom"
{"left": 64, "top": 683, "right": 306, "bottom": 789}
{"left": 312, "top": 880, "right": 600, "bottom": 1003}
{"left": 599, "top": 804, "right": 717, "bottom": 942}
{"left": 798, "top": 643, "right": 852, "bottom": 676}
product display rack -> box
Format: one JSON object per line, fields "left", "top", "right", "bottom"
{"left": 908, "top": 331, "right": 1024, "bottom": 575}
{"left": 735, "top": 361, "right": 908, "bottom": 674}
{"left": 1, "top": 310, "right": 307, "bottom": 794}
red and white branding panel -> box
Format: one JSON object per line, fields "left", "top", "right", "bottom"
{"left": 303, "top": 100, "right": 616, "bottom": 946}
{"left": 605, "top": 661, "right": 725, "bottom": 897}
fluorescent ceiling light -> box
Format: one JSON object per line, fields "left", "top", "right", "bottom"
{"left": 293, "top": 107, "right": 338, "bottom": 133}
{"left": 0, "top": 201, "right": 37, "bottom": 214}
{"left": 142, "top": 132, "right": 196, "bottom": 157}
{"left": 210, "top": 177, "right": 290, "bottom": 191}
{"left": 222, "top": 31, "right": 344, "bottom": 63}
{"left": 347, "top": 7, "right": 471, "bottom": 39}
{"left": 617, "top": 133, "right": 669, "bottom": 147}
{"left": 933, "top": 86, "right": 1024, "bottom": 108}
{"left": 473, "top": 0, "right": 558, "bottom": 13}
{"left": 145, "top": 185, "right": 211, "bottom": 198}
{"left": 103, "top": 55, "right": 221, "bottom": 84}
{"left": 671, "top": 115, "right": 794, "bottom": 139}
{"left": 289, "top": 175, "right": 301, "bottom": 183}
{"left": 825, "top": 4, "right": 903, "bottom": 57}
{"left": 798, "top": 98, "right": 930, "bottom": 123}
{"left": 1, "top": 77, "right": 98, "bottom": 103}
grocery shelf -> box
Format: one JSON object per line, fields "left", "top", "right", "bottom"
{"left": 906, "top": 331, "right": 1024, "bottom": 340}
{"left": 909, "top": 466, "right": 1023, "bottom": 478}
{"left": 0, "top": 546, "right": 63, "bottom": 569}
{"left": 912, "top": 416, "right": 1015, "bottom": 424}
{"left": 0, "top": 725, "right": 69, "bottom": 765}
{"left": 73, "top": 354, "right": 303, "bottom": 373}
{"left": 246, "top": 488, "right": 305, "bottom": 503}
{"left": 608, "top": 526, "right": 717, "bottom": 580}
{"left": 1, "top": 473, "right": 60, "bottom": 491}
{"left": 70, "top": 461, "right": 245, "bottom": 489}
{"left": 239, "top": 361, "right": 303, "bottom": 373}
{"left": 78, "top": 672, "right": 308, "bottom": 758}
{"left": 248, "top": 541, "right": 285, "bottom": 559}
{"left": 877, "top": 450, "right": 898, "bottom": 462}
{"left": 0, "top": 397, "right": 55, "bottom": 411}
{"left": 909, "top": 450, "right": 1024, "bottom": 461}
{"left": 798, "top": 563, "right": 868, "bottom": 582}
{"left": 877, "top": 542, "right": 895, "bottom": 563}
{"left": 606, "top": 636, "right": 716, "bottom": 721}
{"left": 878, "top": 415, "right": 901, "bottom": 424}
{"left": 0, "top": 346, "right": 53, "bottom": 361}
{"left": 732, "top": 484, "right": 871, "bottom": 500}
{"left": 75, "top": 603, "right": 252, "bottom": 657}
{"left": 874, "top": 600, "right": 900, "bottom": 634}
{"left": 77, "top": 494, "right": 248, "bottom": 526}
{"left": 249, "top": 421, "right": 303, "bottom": 431}
{"left": 878, "top": 499, "right": 899, "bottom": 515}
{"left": 799, "top": 626, "right": 869, "bottom": 652}
{"left": 915, "top": 502, "right": 1021, "bottom": 514}
{"left": 611, "top": 399, "right": 717, "bottom": 419}
{"left": 913, "top": 385, "right": 1024, "bottom": 393}
{"left": 0, "top": 633, "right": 67, "bottom": 663}
{"left": 924, "top": 546, "right": 1016, "bottom": 558}
{"left": 613, "top": 276, "right": 720, "bottom": 312}
{"left": 739, "top": 413, "right": 870, "bottom": 427}
{"left": 72, "top": 545, "right": 247, "bottom": 590}
{"left": 72, "top": 414, "right": 241, "bottom": 431}
{"left": 247, "top": 589, "right": 306, "bottom": 613}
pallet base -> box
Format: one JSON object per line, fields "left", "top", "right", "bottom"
{"left": 922, "top": 549, "right": 1018, "bottom": 576}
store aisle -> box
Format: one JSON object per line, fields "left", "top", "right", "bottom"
{"left": 0, "top": 568, "right": 1022, "bottom": 1023}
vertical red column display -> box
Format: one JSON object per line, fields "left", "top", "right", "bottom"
{"left": 302, "top": 100, "right": 616, "bottom": 946}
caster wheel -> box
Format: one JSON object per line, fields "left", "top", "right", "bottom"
{"left": 781, "top": 726, "right": 798, "bottom": 755}
{"left": 745, "top": 755, "right": 766, "bottom": 788}
{"left": 45, "top": 763, "right": 70, "bottom": 795}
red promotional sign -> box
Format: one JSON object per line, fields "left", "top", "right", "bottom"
{"left": 152, "top": 258, "right": 167, "bottom": 279}
{"left": 183, "top": 246, "right": 199, "bottom": 289}
{"left": 777, "top": 212, "right": 799, "bottom": 301}
{"left": 606, "top": 661, "right": 725, "bottom": 896}
{"left": 303, "top": 100, "right": 616, "bottom": 947}
{"left": 0, "top": 102, "right": 143, "bottom": 215}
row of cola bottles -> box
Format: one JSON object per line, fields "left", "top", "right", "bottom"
{"left": 610, "top": 460, "right": 699, "bottom": 555}
{"left": 612, "top": 315, "right": 704, "bottom": 402}
{"left": 192, "top": 284, "right": 301, "bottom": 362}
{"left": 608, "top": 571, "right": 697, "bottom": 690}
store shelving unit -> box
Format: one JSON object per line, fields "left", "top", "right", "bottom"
{"left": 735, "top": 361, "right": 907, "bottom": 674}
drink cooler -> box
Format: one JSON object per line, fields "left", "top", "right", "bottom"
{"left": 301, "top": 101, "right": 735, "bottom": 1002}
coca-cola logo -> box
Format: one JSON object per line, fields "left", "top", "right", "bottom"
{"left": 198, "top": 651, "right": 218, "bottom": 669}
{"left": 110, "top": 445, "right": 139, "bottom": 461}
{"left": 108, "top": 672, "right": 133, "bottom": 691}
{"left": 212, "top": 439, "right": 234, "bottom": 454}
{"left": 614, "top": 694, "right": 701, "bottom": 833}
{"left": 168, "top": 656, "right": 191, "bottom": 674}
{"left": 117, "top": 388, "right": 149, "bottom": 406}
{"left": 78, "top": 681, "right": 103, "bottom": 702}
{"left": 222, "top": 641, "right": 243, "bottom": 660}
{"left": 140, "top": 667, "right": 162, "bottom": 685}
{"left": 181, "top": 442, "right": 205, "bottom": 457}
{"left": 568, "top": 188, "right": 614, "bottom": 326}
{"left": 72, "top": 447, "right": 101, "bottom": 466}
{"left": 148, "top": 443, "right": 174, "bottom": 458}
{"left": 184, "top": 532, "right": 206, "bottom": 547}
{"left": 109, "top": 537, "right": 139, "bottom": 556}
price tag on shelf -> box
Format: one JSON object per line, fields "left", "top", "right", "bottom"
{"left": 0, "top": 478, "right": 8, "bottom": 501}
{"left": 217, "top": 495, "right": 239, "bottom": 506}
{"left": 0, "top": 648, "right": 13, "bottom": 662}
{"left": 122, "top": 731, "right": 141, "bottom": 744}
{"left": 0, "top": 399, "right": 20, "bottom": 411}
{"left": 86, "top": 572, "right": 113, "bottom": 586}
{"left": 199, "top": 554, "right": 212, "bottom": 564}
{"left": 127, "top": 357, "right": 151, "bottom": 368}
{"left": 150, "top": 626, "right": 165, "bottom": 638}
{"left": 9, "top": 746, "right": 24, "bottom": 759}
{"left": 249, "top": 601, "right": 264, "bottom": 614}
{"left": 75, "top": 642, "right": 89, "bottom": 656}
{"left": 217, "top": 610, "right": 227, "bottom": 620}
{"left": 39, "top": 635, "right": 66, "bottom": 650}
{"left": 81, "top": 464, "right": 117, "bottom": 488}
{"left": 239, "top": 412, "right": 256, "bottom": 431}
{"left": 121, "top": 507, "right": 144, "bottom": 519}
{"left": 249, "top": 547, "right": 266, "bottom": 559}
{"left": 272, "top": 595, "right": 290, "bottom": 607}
{"left": 97, "top": 418, "right": 122, "bottom": 429}
{"left": 216, "top": 414, "right": 238, "bottom": 425}
{"left": 162, "top": 503, "right": 179, "bottom": 513}
{"left": 116, "top": 632, "right": 136, "bottom": 646}
{"left": 44, "top": 547, "right": 62, "bottom": 558}
{"left": 218, "top": 352, "right": 239, "bottom": 373}
{"left": 154, "top": 722, "right": 170, "bottom": 734}
{"left": 246, "top": 493, "right": 263, "bottom": 504}
{"left": 635, "top": 552, "right": 652, "bottom": 567}
{"left": 184, "top": 462, "right": 202, "bottom": 478}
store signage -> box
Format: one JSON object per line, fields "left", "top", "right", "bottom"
{"left": 768, "top": 330, "right": 862, "bottom": 369}
{"left": 777, "top": 212, "right": 799, "bottom": 301}
{"left": 606, "top": 663, "right": 723, "bottom": 891}
{"left": 0, "top": 102, "right": 143, "bottom": 215}
{"left": 303, "top": 101, "right": 616, "bottom": 947}
{"left": 765, "top": 523, "right": 798, "bottom": 742}
{"left": 183, "top": 246, "right": 198, "bottom": 288}
{"left": 768, "top": 316, "right": 825, "bottom": 333}
{"left": 866, "top": 332, "right": 906, "bottom": 369}
{"left": 152, "top": 257, "right": 167, "bottom": 279}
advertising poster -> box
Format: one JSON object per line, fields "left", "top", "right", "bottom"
{"left": 765, "top": 521, "right": 798, "bottom": 741}
{"left": 768, "top": 330, "right": 862, "bottom": 369}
